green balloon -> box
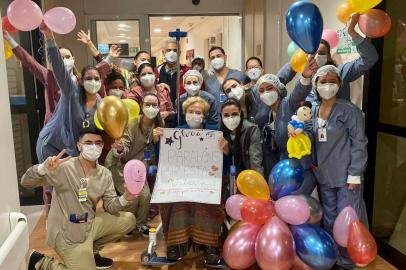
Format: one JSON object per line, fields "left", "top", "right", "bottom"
{"left": 287, "top": 41, "right": 299, "bottom": 58}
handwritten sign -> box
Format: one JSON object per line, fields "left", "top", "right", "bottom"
{"left": 151, "top": 128, "right": 223, "bottom": 204}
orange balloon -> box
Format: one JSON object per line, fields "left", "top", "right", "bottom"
{"left": 347, "top": 221, "right": 377, "bottom": 267}
{"left": 290, "top": 49, "right": 307, "bottom": 73}
{"left": 337, "top": 1, "right": 355, "bottom": 24}
{"left": 240, "top": 199, "right": 274, "bottom": 225}
{"left": 358, "top": 9, "right": 392, "bottom": 38}
{"left": 97, "top": 96, "right": 129, "bottom": 139}
{"left": 237, "top": 170, "right": 270, "bottom": 200}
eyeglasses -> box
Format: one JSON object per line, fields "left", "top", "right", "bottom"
{"left": 80, "top": 141, "right": 104, "bottom": 146}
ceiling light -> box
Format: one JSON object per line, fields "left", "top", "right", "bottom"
{"left": 154, "top": 28, "right": 161, "bottom": 33}
{"left": 118, "top": 28, "right": 131, "bottom": 32}
{"left": 118, "top": 23, "right": 130, "bottom": 28}
{"left": 162, "top": 17, "right": 172, "bottom": 21}
{"left": 119, "top": 39, "right": 126, "bottom": 43}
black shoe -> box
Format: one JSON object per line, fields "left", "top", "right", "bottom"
{"left": 27, "top": 250, "right": 44, "bottom": 270}
{"left": 331, "top": 264, "right": 353, "bottom": 270}
{"left": 94, "top": 253, "right": 113, "bottom": 269}
{"left": 138, "top": 225, "right": 150, "bottom": 238}
{"left": 203, "top": 246, "right": 222, "bottom": 266}
{"left": 166, "top": 245, "right": 182, "bottom": 261}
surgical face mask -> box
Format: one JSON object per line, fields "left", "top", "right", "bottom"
{"left": 260, "top": 91, "right": 279, "bottom": 106}
{"left": 185, "top": 84, "right": 200, "bottom": 96}
{"left": 228, "top": 86, "right": 244, "bottom": 100}
{"left": 83, "top": 80, "right": 101, "bottom": 94}
{"left": 186, "top": 113, "right": 203, "bottom": 129}
{"left": 81, "top": 144, "right": 102, "bottom": 162}
{"left": 143, "top": 105, "right": 160, "bottom": 119}
{"left": 246, "top": 68, "right": 262, "bottom": 81}
{"left": 140, "top": 74, "right": 156, "bottom": 88}
{"left": 223, "top": 115, "right": 241, "bottom": 131}
{"left": 211, "top": 57, "right": 225, "bottom": 71}
{"left": 165, "top": 51, "right": 178, "bottom": 63}
{"left": 108, "top": 89, "right": 123, "bottom": 97}
{"left": 317, "top": 83, "right": 339, "bottom": 100}
{"left": 315, "top": 54, "right": 328, "bottom": 67}
{"left": 63, "top": 58, "right": 75, "bottom": 71}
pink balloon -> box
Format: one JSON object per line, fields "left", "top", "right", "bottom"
{"left": 123, "top": 160, "right": 146, "bottom": 195}
{"left": 333, "top": 206, "right": 359, "bottom": 247}
{"left": 322, "top": 29, "right": 339, "bottom": 48}
{"left": 225, "top": 194, "right": 247, "bottom": 220}
{"left": 223, "top": 223, "right": 261, "bottom": 269}
{"left": 7, "top": 0, "right": 43, "bottom": 31}
{"left": 275, "top": 195, "right": 310, "bottom": 225}
{"left": 44, "top": 7, "right": 76, "bottom": 34}
{"left": 255, "top": 216, "right": 294, "bottom": 270}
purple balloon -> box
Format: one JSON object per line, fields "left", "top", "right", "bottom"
{"left": 44, "top": 7, "right": 76, "bottom": 34}
{"left": 225, "top": 194, "right": 247, "bottom": 221}
{"left": 123, "top": 160, "right": 146, "bottom": 195}
{"left": 275, "top": 195, "right": 310, "bottom": 225}
{"left": 7, "top": 0, "right": 43, "bottom": 31}
{"left": 255, "top": 216, "right": 294, "bottom": 270}
{"left": 223, "top": 223, "right": 261, "bottom": 269}
{"left": 333, "top": 206, "right": 359, "bottom": 247}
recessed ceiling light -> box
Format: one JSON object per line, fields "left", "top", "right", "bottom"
{"left": 119, "top": 39, "right": 126, "bottom": 43}
{"left": 162, "top": 17, "right": 172, "bottom": 21}
{"left": 118, "top": 23, "right": 130, "bottom": 28}
{"left": 118, "top": 28, "right": 131, "bottom": 32}
{"left": 154, "top": 28, "right": 161, "bottom": 33}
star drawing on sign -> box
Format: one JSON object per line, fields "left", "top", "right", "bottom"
{"left": 200, "top": 137, "right": 204, "bottom": 141}
{"left": 165, "top": 137, "right": 174, "bottom": 146}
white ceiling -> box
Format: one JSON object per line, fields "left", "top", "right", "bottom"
{"left": 96, "top": 20, "right": 140, "bottom": 47}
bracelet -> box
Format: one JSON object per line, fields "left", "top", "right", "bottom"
{"left": 94, "top": 54, "right": 103, "bottom": 63}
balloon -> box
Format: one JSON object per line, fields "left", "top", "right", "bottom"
{"left": 287, "top": 41, "right": 299, "bottom": 58}
{"left": 2, "top": 16, "right": 17, "bottom": 33}
{"left": 97, "top": 96, "right": 129, "bottom": 139}
{"left": 351, "top": 0, "right": 382, "bottom": 14}
{"left": 4, "top": 41, "right": 13, "bottom": 60}
{"left": 7, "top": 0, "right": 43, "bottom": 31}
{"left": 225, "top": 194, "right": 247, "bottom": 221}
{"left": 123, "top": 160, "right": 146, "bottom": 195}
{"left": 322, "top": 29, "right": 339, "bottom": 49}
{"left": 223, "top": 223, "right": 261, "bottom": 269}
{"left": 333, "top": 206, "right": 359, "bottom": 247}
{"left": 240, "top": 198, "right": 274, "bottom": 225}
{"left": 44, "top": 7, "right": 76, "bottom": 35}
{"left": 237, "top": 169, "right": 270, "bottom": 200}
{"left": 287, "top": 133, "right": 312, "bottom": 159}
{"left": 292, "top": 255, "right": 315, "bottom": 270}
{"left": 122, "top": 98, "right": 140, "bottom": 122}
{"left": 290, "top": 49, "right": 307, "bottom": 73}
{"left": 93, "top": 111, "right": 104, "bottom": 130}
{"left": 348, "top": 221, "right": 377, "bottom": 267}
{"left": 358, "top": 9, "right": 392, "bottom": 38}
{"left": 275, "top": 195, "right": 310, "bottom": 225}
{"left": 269, "top": 159, "right": 304, "bottom": 200}
{"left": 337, "top": 1, "right": 355, "bottom": 24}
{"left": 286, "top": 1, "right": 323, "bottom": 54}
{"left": 255, "top": 216, "right": 294, "bottom": 270}
{"left": 291, "top": 224, "right": 338, "bottom": 269}
{"left": 228, "top": 220, "right": 244, "bottom": 235}
{"left": 300, "top": 195, "right": 322, "bottom": 225}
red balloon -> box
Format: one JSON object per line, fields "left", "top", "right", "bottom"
{"left": 240, "top": 198, "right": 274, "bottom": 225}
{"left": 347, "top": 221, "right": 377, "bottom": 267}
{"left": 358, "top": 9, "right": 392, "bottom": 38}
{"left": 2, "top": 16, "right": 16, "bottom": 33}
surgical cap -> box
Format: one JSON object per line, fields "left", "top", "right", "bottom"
{"left": 256, "top": 74, "right": 287, "bottom": 98}
{"left": 183, "top": 69, "right": 204, "bottom": 85}
{"left": 312, "top": 65, "right": 341, "bottom": 88}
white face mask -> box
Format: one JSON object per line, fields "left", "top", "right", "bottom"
{"left": 211, "top": 57, "right": 225, "bottom": 71}
{"left": 140, "top": 74, "right": 156, "bottom": 88}
{"left": 83, "top": 80, "right": 101, "bottom": 94}
{"left": 185, "top": 84, "right": 200, "bottom": 96}
{"left": 63, "top": 58, "right": 75, "bottom": 71}
{"left": 246, "top": 68, "right": 262, "bottom": 81}
{"left": 81, "top": 144, "right": 102, "bottom": 162}
{"left": 143, "top": 105, "right": 160, "bottom": 119}
{"left": 165, "top": 51, "right": 178, "bottom": 63}
{"left": 317, "top": 83, "right": 339, "bottom": 100}
{"left": 223, "top": 115, "right": 241, "bottom": 131}
{"left": 186, "top": 113, "right": 203, "bottom": 129}
{"left": 108, "top": 89, "right": 123, "bottom": 97}
{"left": 315, "top": 54, "right": 328, "bottom": 67}
{"left": 228, "top": 86, "right": 244, "bottom": 100}
{"left": 260, "top": 91, "right": 279, "bottom": 106}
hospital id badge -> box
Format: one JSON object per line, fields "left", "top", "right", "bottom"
{"left": 78, "top": 187, "right": 88, "bottom": 203}
{"left": 318, "top": 128, "right": 327, "bottom": 142}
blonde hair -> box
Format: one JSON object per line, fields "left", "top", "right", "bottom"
{"left": 182, "top": 96, "right": 210, "bottom": 116}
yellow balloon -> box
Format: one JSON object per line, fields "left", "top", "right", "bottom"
{"left": 4, "top": 41, "right": 13, "bottom": 60}
{"left": 237, "top": 170, "right": 270, "bottom": 200}
{"left": 290, "top": 49, "right": 307, "bottom": 73}
{"left": 122, "top": 98, "right": 140, "bottom": 122}
{"left": 287, "top": 133, "right": 312, "bottom": 159}
{"left": 97, "top": 96, "right": 129, "bottom": 139}
{"left": 93, "top": 111, "right": 104, "bottom": 130}
{"left": 337, "top": 1, "right": 356, "bottom": 24}
{"left": 350, "top": 0, "right": 382, "bottom": 14}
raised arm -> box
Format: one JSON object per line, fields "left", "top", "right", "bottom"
{"left": 77, "top": 30, "right": 100, "bottom": 57}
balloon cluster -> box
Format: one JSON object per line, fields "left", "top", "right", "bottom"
{"left": 6, "top": 0, "right": 76, "bottom": 34}
{"left": 223, "top": 162, "right": 336, "bottom": 270}
{"left": 336, "top": 0, "right": 391, "bottom": 38}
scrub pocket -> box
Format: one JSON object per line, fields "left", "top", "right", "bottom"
{"left": 62, "top": 221, "right": 89, "bottom": 245}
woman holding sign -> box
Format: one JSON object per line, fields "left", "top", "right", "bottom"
{"left": 106, "top": 93, "right": 164, "bottom": 237}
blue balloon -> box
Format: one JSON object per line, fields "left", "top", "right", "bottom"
{"left": 286, "top": 1, "right": 323, "bottom": 54}
{"left": 291, "top": 224, "right": 338, "bottom": 269}
{"left": 269, "top": 159, "right": 304, "bottom": 200}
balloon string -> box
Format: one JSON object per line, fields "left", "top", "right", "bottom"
{"left": 37, "top": 32, "right": 45, "bottom": 63}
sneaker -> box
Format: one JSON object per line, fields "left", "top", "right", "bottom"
{"left": 203, "top": 246, "right": 221, "bottom": 265}
{"left": 94, "top": 253, "right": 113, "bottom": 269}
{"left": 138, "top": 225, "right": 150, "bottom": 238}
{"left": 27, "top": 250, "right": 44, "bottom": 270}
